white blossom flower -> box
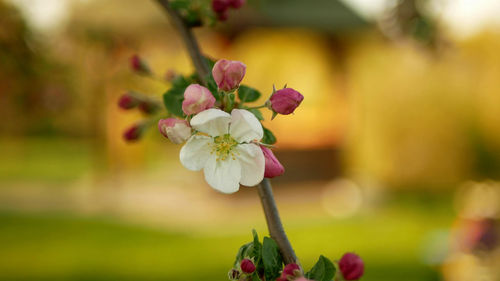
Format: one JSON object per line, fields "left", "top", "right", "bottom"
{"left": 180, "top": 108, "right": 265, "bottom": 193}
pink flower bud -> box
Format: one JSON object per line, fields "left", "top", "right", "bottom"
{"left": 229, "top": 0, "right": 246, "bottom": 9}
{"left": 282, "top": 263, "right": 300, "bottom": 277}
{"left": 339, "top": 253, "right": 364, "bottom": 280}
{"left": 212, "top": 0, "right": 230, "bottom": 13}
{"left": 182, "top": 84, "right": 216, "bottom": 115}
{"left": 260, "top": 146, "right": 285, "bottom": 178}
{"left": 212, "top": 59, "right": 246, "bottom": 92}
{"left": 130, "top": 54, "right": 151, "bottom": 74}
{"left": 269, "top": 88, "right": 304, "bottom": 115}
{"left": 240, "top": 258, "right": 256, "bottom": 274}
{"left": 123, "top": 123, "right": 144, "bottom": 142}
{"left": 158, "top": 118, "right": 191, "bottom": 144}
{"left": 118, "top": 93, "right": 140, "bottom": 109}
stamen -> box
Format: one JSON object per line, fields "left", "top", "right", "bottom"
{"left": 212, "top": 134, "right": 238, "bottom": 162}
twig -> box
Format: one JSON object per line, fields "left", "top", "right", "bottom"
{"left": 154, "top": 0, "right": 298, "bottom": 265}
{"left": 155, "top": 0, "right": 210, "bottom": 84}
{"left": 257, "top": 178, "right": 298, "bottom": 264}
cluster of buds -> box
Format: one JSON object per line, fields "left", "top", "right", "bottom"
{"left": 212, "top": 0, "right": 246, "bottom": 21}
{"left": 118, "top": 91, "right": 161, "bottom": 142}
{"left": 338, "top": 253, "right": 364, "bottom": 280}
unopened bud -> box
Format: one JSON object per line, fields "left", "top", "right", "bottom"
{"left": 339, "top": 253, "right": 364, "bottom": 280}
{"left": 123, "top": 123, "right": 146, "bottom": 142}
{"left": 212, "top": 0, "right": 230, "bottom": 13}
{"left": 158, "top": 118, "right": 191, "bottom": 144}
{"left": 164, "top": 69, "right": 178, "bottom": 82}
{"left": 268, "top": 88, "right": 303, "bottom": 116}
{"left": 130, "top": 54, "right": 151, "bottom": 74}
{"left": 282, "top": 263, "right": 301, "bottom": 277}
{"left": 228, "top": 268, "right": 241, "bottom": 280}
{"left": 229, "top": 0, "right": 245, "bottom": 8}
{"left": 260, "top": 146, "right": 285, "bottom": 178}
{"left": 240, "top": 258, "right": 256, "bottom": 274}
{"left": 182, "top": 84, "right": 216, "bottom": 115}
{"left": 138, "top": 101, "right": 160, "bottom": 115}
{"left": 118, "top": 93, "right": 140, "bottom": 109}
{"left": 212, "top": 59, "right": 246, "bottom": 92}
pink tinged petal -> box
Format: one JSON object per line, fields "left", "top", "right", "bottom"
{"left": 229, "top": 109, "right": 263, "bottom": 143}
{"left": 260, "top": 146, "right": 285, "bottom": 178}
{"left": 203, "top": 155, "right": 242, "bottom": 194}
{"left": 182, "top": 84, "right": 215, "bottom": 115}
{"left": 212, "top": 59, "right": 246, "bottom": 92}
{"left": 190, "top": 108, "right": 231, "bottom": 137}
{"left": 179, "top": 135, "right": 212, "bottom": 171}
{"left": 236, "top": 143, "right": 265, "bottom": 186}
{"left": 158, "top": 118, "right": 191, "bottom": 144}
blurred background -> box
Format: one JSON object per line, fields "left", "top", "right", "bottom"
{"left": 1, "top": 0, "right": 500, "bottom": 280}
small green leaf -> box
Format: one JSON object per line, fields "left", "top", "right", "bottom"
{"left": 163, "top": 89, "right": 184, "bottom": 117}
{"left": 262, "top": 237, "right": 283, "bottom": 281}
{"left": 262, "top": 127, "right": 277, "bottom": 145}
{"left": 171, "top": 75, "right": 191, "bottom": 90}
{"left": 205, "top": 73, "right": 220, "bottom": 101}
{"left": 305, "top": 255, "right": 336, "bottom": 281}
{"left": 238, "top": 85, "right": 261, "bottom": 103}
{"left": 248, "top": 108, "right": 264, "bottom": 121}
{"left": 234, "top": 242, "right": 252, "bottom": 267}
{"left": 252, "top": 230, "right": 262, "bottom": 261}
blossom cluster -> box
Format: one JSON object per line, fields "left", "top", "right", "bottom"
{"left": 157, "top": 59, "right": 303, "bottom": 193}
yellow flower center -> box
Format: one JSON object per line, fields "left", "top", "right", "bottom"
{"left": 211, "top": 134, "right": 239, "bottom": 161}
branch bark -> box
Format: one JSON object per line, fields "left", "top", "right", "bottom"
{"left": 155, "top": 0, "right": 210, "bottom": 84}
{"left": 154, "top": 0, "right": 298, "bottom": 265}
{"left": 257, "top": 178, "right": 298, "bottom": 264}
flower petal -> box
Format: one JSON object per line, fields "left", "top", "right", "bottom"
{"left": 191, "top": 108, "right": 231, "bottom": 137}
{"left": 236, "top": 143, "right": 265, "bottom": 186}
{"left": 179, "top": 135, "right": 212, "bottom": 171}
{"left": 229, "top": 109, "right": 263, "bottom": 143}
{"left": 203, "top": 155, "right": 242, "bottom": 194}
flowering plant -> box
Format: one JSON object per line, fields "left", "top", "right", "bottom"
{"left": 118, "top": 1, "right": 364, "bottom": 280}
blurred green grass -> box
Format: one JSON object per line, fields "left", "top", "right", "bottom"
{"left": 0, "top": 138, "right": 451, "bottom": 281}
{"left": 0, "top": 138, "right": 94, "bottom": 183}
{"left": 0, "top": 195, "right": 450, "bottom": 281}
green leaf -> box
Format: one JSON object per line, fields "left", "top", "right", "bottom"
{"left": 170, "top": 0, "right": 190, "bottom": 10}
{"left": 252, "top": 273, "right": 261, "bottom": 281}
{"left": 248, "top": 108, "right": 264, "bottom": 121}
{"left": 234, "top": 242, "right": 253, "bottom": 267}
{"left": 238, "top": 85, "right": 261, "bottom": 103}
{"left": 262, "top": 127, "right": 277, "bottom": 145}
{"left": 204, "top": 56, "right": 216, "bottom": 69}
{"left": 205, "top": 73, "right": 220, "bottom": 101}
{"left": 262, "top": 237, "right": 283, "bottom": 281}
{"left": 162, "top": 88, "right": 184, "bottom": 117}
{"left": 305, "top": 255, "right": 336, "bottom": 281}
{"left": 252, "top": 230, "right": 262, "bottom": 261}
{"left": 171, "top": 75, "right": 191, "bottom": 89}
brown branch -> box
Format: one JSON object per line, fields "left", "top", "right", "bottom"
{"left": 155, "top": 0, "right": 210, "bottom": 84}
{"left": 257, "top": 178, "right": 298, "bottom": 264}
{"left": 154, "top": 0, "right": 298, "bottom": 265}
